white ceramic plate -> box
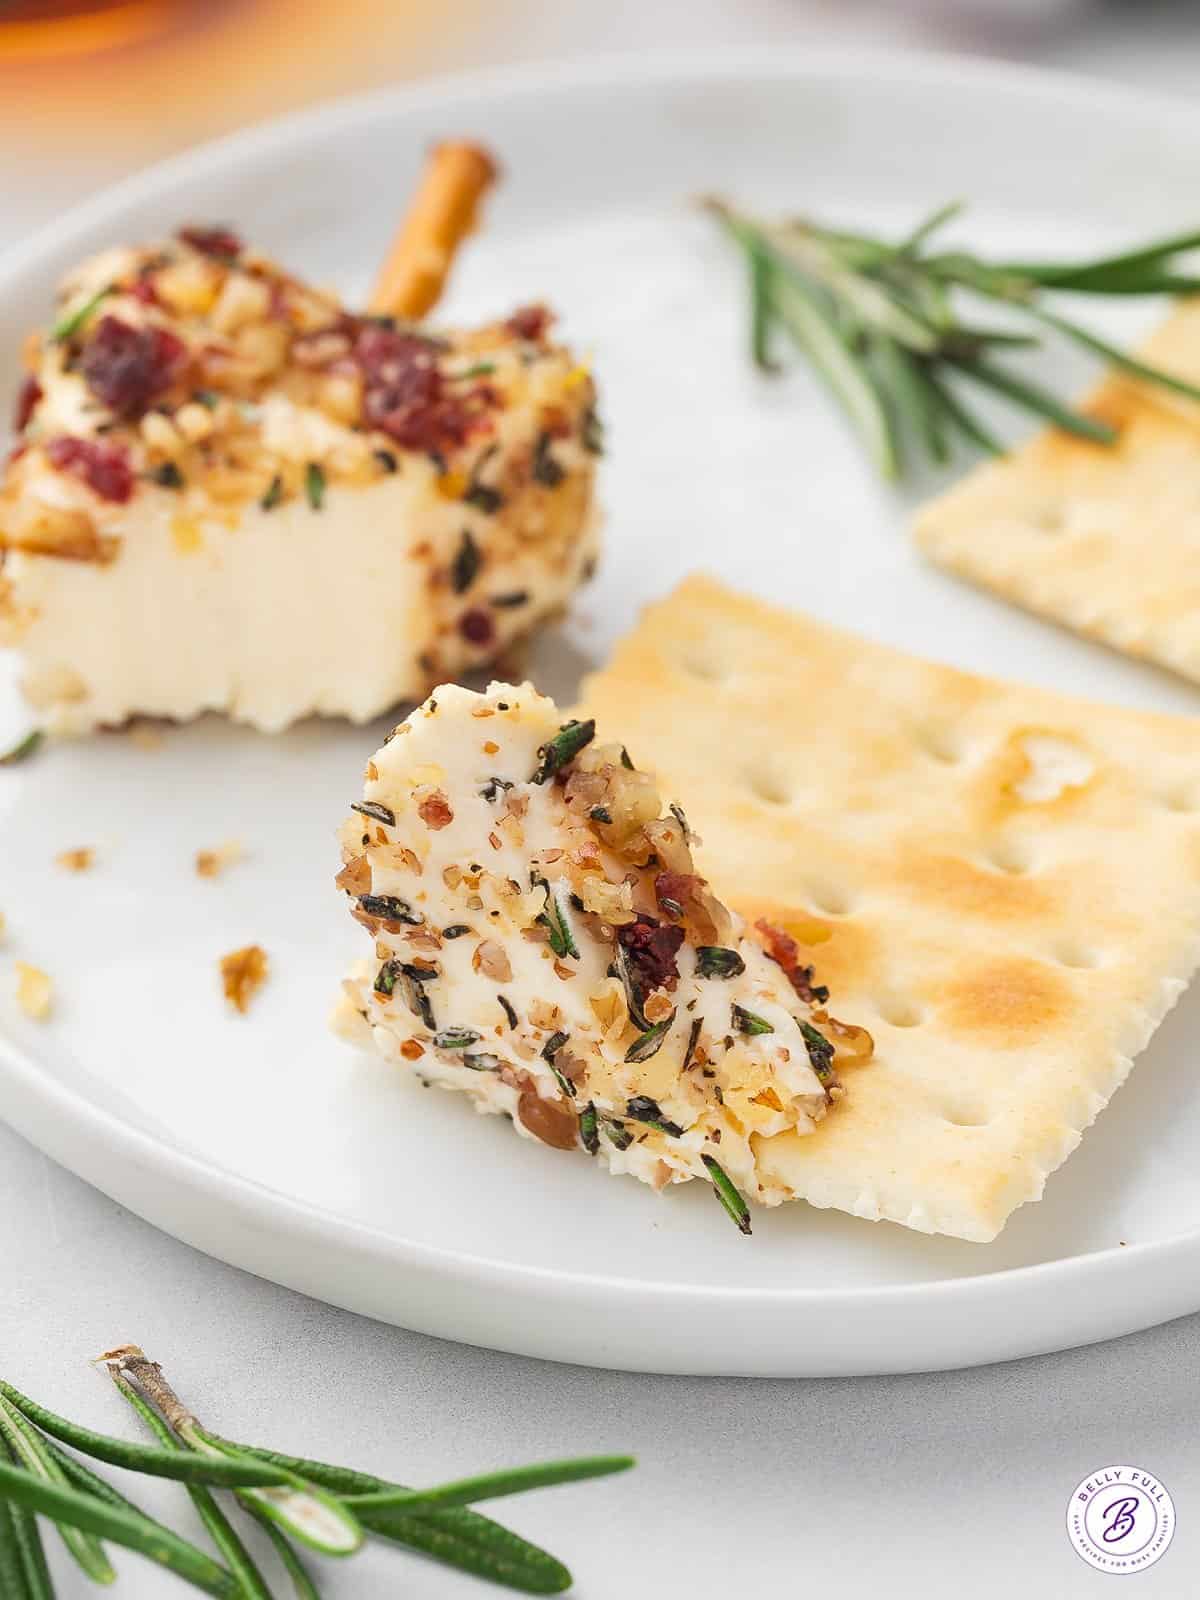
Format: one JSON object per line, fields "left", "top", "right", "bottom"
{"left": 5, "top": 50, "right": 1200, "bottom": 1377}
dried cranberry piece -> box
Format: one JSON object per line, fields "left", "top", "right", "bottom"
{"left": 354, "top": 326, "right": 491, "bottom": 454}
{"left": 46, "top": 435, "right": 134, "bottom": 504}
{"left": 13, "top": 375, "right": 42, "bottom": 432}
{"left": 80, "top": 316, "right": 188, "bottom": 419}
{"left": 128, "top": 275, "right": 160, "bottom": 306}
{"left": 618, "top": 914, "right": 685, "bottom": 994}
{"left": 507, "top": 304, "right": 553, "bottom": 341}
{"left": 178, "top": 225, "right": 243, "bottom": 260}
{"left": 754, "top": 918, "right": 828, "bottom": 1006}
{"left": 458, "top": 607, "right": 495, "bottom": 647}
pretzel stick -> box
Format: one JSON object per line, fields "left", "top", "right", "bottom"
{"left": 369, "top": 140, "right": 500, "bottom": 320}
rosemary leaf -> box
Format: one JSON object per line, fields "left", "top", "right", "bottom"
{"left": 0, "top": 1382, "right": 288, "bottom": 1488}
{"left": 112, "top": 1373, "right": 274, "bottom": 1600}
{"left": 343, "top": 1455, "right": 634, "bottom": 1514}
{"left": 0, "top": 731, "right": 43, "bottom": 767}
{"left": 9, "top": 1499, "right": 53, "bottom": 1600}
{"left": 770, "top": 270, "right": 902, "bottom": 478}
{"left": 182, "top": 1420, "right": 362, "bottom": 1559}
{"left": 998, "top": 226, "right": 1200, "bottom": 287}
{"left": 0, "top": 1394, "right": 115, "bottom": 1584}
{"left": 701, "top": 1154, "right": 753, "bottom": 1235}
{"left": 238, "top": 1500, "right": 321, "bottom": 1600}
{"left": 51, "top": 283, "right": 112, "bottom": 344}
{"left": 0, "top": 1456, "right": 238, "bottom": 1599}
{"left": 948, "top": 354, "right": 1117, "bottom": 444}
{"left": 1027, "top": 303, "right": 1200, "bottom": 407}
{"left": 919, "top": 368, "right": 1003, "bottom": 457}
{"left": 229, "top": 1444, "right": 573, "bottom": 1595}
{"left": 0, "top": 1494, "right": 33, "bottom": 1600}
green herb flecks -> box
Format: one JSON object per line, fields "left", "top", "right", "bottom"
{"left": 732, "top": 1004, "right": 773, "bottom": 1037}
{"left": 533, "top": 876, "right": 579, "bottom": 960}
{"left": 541, "top": 1031, "right": 575, "bottom": 1099}
{"left": 604, "top": 1120, "right": 634, "bottom": 1152}
{"left": 456, "top": 362, "right": 497, "bottom": 380}
{"left": 304, "top": 461, "right": 326, "bottom": 510}
{"left": 191, "top": 389, "right": 220, "bottom": 411}
{"left": 707, "top": 197, "right": 1200, "bottom": 480}
{"left": 589, "top": 806, "right": 612, "bottom": 824}
{"left": 623, "top": 1092, "right": 683, "bottom": 1134}
{"left": 452, "top": 529, "right": 482, "bottom": 594}
{"left": 373, "top": 449, "right": 398, "bottom": 474}
{"left": 695, "top": 946, "right": 745, "bottom": 980}
{"left": 581, "top": 408, "right": 604, "bottom": 455}
{"left": 357, "top": 894, "right": 423, "bottom": 926}
{"left": 701, "top": 1154, "right": 752, "bottom": 1235}
{"left": 463, "top": 1052, "right": 502, "bottom": 1072}
{"left": 681, "top": 1016, "right": 703, "bottom": 1073}
{"left": 148, "top": 460, "right": 185, "bottom": 490}
{"left": 0, "top": 731, "right": 43, "bottom": 767}
{"left": 259, "top": 473, "right": 284, "bottom": 510}
{"left": 464, "top": 444, "right": 505, "bottom": 513}
{"left": 530, "top": 719, "right": 595, "bottom": 784}
{"left": 579, "top": 1103, "right": 599, "bottom": 1155}
{"left": 442, "top": 924, "right": 471, "bottom": 939}
{"left": 531, "top": 432, "right": 565, "bottom": 488}
{"left": 611, "top": 944, "right": 650, "bottom": 1032}
{"left": 481, "top": 776, "right": 514, "bottom": 803}
{"left": 490, "top": 591, "right": 528, "bottom": 609}
{"left": 51, "top": 283, "right": 113, "bottom": 344}
{"left": 799, "top": 1020, "right": 836, "bottom": 1086}
{"left": 498, "top": 995, "right": 518, "bottom": 1030}
{"left": 434, "top": 1028, "right": 482, "bottom": 1050}
{"left": 352, "top": 800, "right": 396, "bottom": 827}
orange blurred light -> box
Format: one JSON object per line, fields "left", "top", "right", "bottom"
{"left": 0, "top": 0, "right": 184, "bottom": 61}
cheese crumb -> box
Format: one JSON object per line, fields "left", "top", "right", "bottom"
{"left": 196, "top": 840, "right": 245, "bottom": 879}
{"left": 220, "top": 944, "right": 269, "bottom": 1013}
{"left": 15, "top": 962, "right": 52, "bottom": 1020}
{"left": 55, "top": 847, "right": 94, "bottom": 873}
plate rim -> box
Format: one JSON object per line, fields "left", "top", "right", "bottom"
{"left": 4, "top": 43, "right": 1200, "bottom": 1373}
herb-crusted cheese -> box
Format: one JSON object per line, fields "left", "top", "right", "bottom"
{"left": 334, "top": 681, "right": 871, "bottom": 1231}
{"left": 0, "top": 230, "right": 600, "bottom": 733}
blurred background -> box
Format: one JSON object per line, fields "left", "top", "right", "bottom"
{"left": 1, "top": 0, "right": 1198, "bottom": 253}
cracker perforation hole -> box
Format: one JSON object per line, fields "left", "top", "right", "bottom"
{"left": 939, "top": 1099, "right": 991, "bottom": 1129}
{"left": 983, "top": 838, "right": 1034, "bottom": 876}
{"left": 679, "top": 650, "right": 726, "bottom": 684}
{"left": 915, "top": 725, "right": 965, "bottom": 765}
{"left": 1160, "top": 782, "right": 1200, "bottom": 815}
{"left": 874, "top": 993, "right": 924, "bottom": 1028}
{"left": 1052, "top": 940, "right": 1102, "bottom": 971}
{"left": 745, "top": 768, "right": 793, "bottom": 807}
{"left": 806, "top": 881, "right": 852, "bottom": 917}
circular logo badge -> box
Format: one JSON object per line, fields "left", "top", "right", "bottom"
{"left": 1066, "top": 1466, "right": 1175, "bottom": 1574}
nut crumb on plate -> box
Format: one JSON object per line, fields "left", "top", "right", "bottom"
{"left": 196, "top": 840, "right": 244, "bottom": 878}
{"left": 220, "top": 944, "right": 269, "bottom": 1013}
{"left": 55, "top": 847, "right": 94, "bottom": 872}
{"left": 15, "top": 962, "right": 52, "bottom": 1020}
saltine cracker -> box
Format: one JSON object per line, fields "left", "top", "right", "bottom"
{"left": 578, "top": 574, "right": 1200, "bottom": 1240}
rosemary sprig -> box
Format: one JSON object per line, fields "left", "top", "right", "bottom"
{"left": 707, "top": 197, "right": 1200, "bottom": 478}
{"left": 0, "top": 1352, "right": 633, "bottom": 1598}
{"left": 112, "top": 1371, "right": 273, "bottom": 1600}
{"left": 0, "top": 1396, "right": 115, "bottom": 1584}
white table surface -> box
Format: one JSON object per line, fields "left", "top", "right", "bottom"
{"left": 5, "top": 4, "right": 1200, "bottom": 1596}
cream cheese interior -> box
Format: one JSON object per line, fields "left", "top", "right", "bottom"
{"left": 335, "top": 681, "right": 865, "bottom": 1224}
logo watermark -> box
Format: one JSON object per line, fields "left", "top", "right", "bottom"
{"left": 1066, "top": 1466, "right": 1175, "bottom": 1574}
